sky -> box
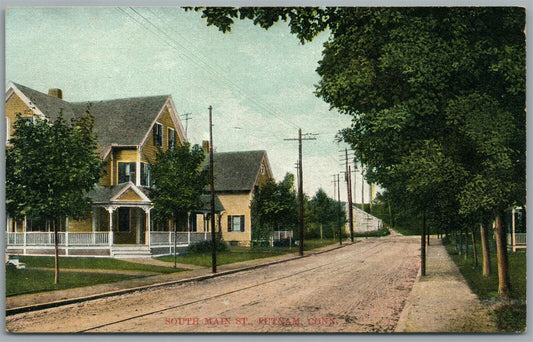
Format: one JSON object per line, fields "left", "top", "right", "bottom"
{"left": 4, "top": 6, "right": 374, "bottom": 203}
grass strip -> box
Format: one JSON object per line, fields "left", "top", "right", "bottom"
{"left": 16, "top": 255, "right": 180, "bottom": 274}
{"left": 6, "top": 266, "right": 142, "bottom": 297}
{"left": 444, "top": 239, "right": 526, "bottom": 332}
{"left": 158, "top": 239, "right": 340, "bottom": 267}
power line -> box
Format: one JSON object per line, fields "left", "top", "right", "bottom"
{"left": 180, "top": 112, "right": 192, "bottom": 136}
{"left": 118, "top": 7, "right": 300, "bottom": 131}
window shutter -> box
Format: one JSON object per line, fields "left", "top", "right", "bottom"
{"left": 129, "top": 162, "right": 136, "bottom": 184}
{"left": 240, "top": 215, "right": 245, "bottom": 232}
{"left": 228, "top": 216, "right": 232, "bottom": 232}
{"left": 118, "top": 163, "right": 127, "bottom": 183}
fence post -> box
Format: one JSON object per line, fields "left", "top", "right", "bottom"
{"left": 23, "top": 217, "right": 27, "bottom": 255}
{"left": 65, "top": 231, "right": 69, "bottom": 256}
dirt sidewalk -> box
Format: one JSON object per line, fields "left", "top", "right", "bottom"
{"left": 395, "top": 236, "right": 498, "bottom": 333}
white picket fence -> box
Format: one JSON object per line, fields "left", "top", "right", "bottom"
{"left": 150, "top": 231, "right": 211, "bottom": 246}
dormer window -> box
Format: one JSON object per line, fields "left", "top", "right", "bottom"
{"left": 118, "top": 162, "right": 136, "bottom": 184}
{"left": 153, "top": 123, "right": 163, "bottom": 146}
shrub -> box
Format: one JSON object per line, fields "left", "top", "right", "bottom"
{"left": 189, "top": 240, "right": 228, "bottom": 253}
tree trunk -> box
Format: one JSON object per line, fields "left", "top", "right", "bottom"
{"left": 54, "top": 218, "right": 60, "bottom": 285}
{"left": 480, "top": 222, "right": 491, "bottom": 277}
{"left": 464, "top": 226, "right": 469, "bottom": 261}
{"left": 458, "top": 228, "right": 463, "bottom": 255}
{"left": 173, "top": 221, "right": 178, "bottom": 269}
{"left": 494, "top": 213, "right": 511, "bottom": 300}
{"left": 471, "top": 225, "right": 478, "bottom": 268}
{"left": 421, "top": 211, "right": 426, "bottom": 276}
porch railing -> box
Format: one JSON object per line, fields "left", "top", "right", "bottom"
{"left": 6, "top": 231, "right": 210, "bottom": 248}
{"left": 6, "top": 232, "right": 109, "bottom": 246}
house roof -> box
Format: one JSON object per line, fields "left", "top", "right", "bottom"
{"left": 87, "top": 183, "right": 132, "bottom": 203}
{"left": 9, "top": 83, "right": 171, "bottom": 156}
{"left": 88, "top": 182, "right": 151, "bottom": 204}
{"left": 203, "top": 150, "right": 270, "bottom": 192}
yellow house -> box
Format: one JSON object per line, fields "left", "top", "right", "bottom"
{"left": 195, "top": 150, "right": 274, "bottom": 247}
{"left": 5, "top": 82, "right": 211, "bottom": 258}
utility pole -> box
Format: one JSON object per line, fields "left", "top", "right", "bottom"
{"left": 361, "top": 164, "right": 365, "bottom": 210}
{"left": 337, "top": 174, "right": 342, "bottom": 245}
{"left": 353, "top": 162, "right": 358, "bottom": 205}
{"left": 209, "top": 106, "right": 216, "bottom": 273}
{"left": 284, "top": 129, "right": 316, "bottom": 256}
{"left": 180, "top": 113, "right": 192, "bottom": 137}
{"left": 345, "top": 149, "right": 354, "bottom": 242}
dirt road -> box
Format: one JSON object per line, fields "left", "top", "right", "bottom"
{"left": 6, "top": 234, "right": 421, "bottom": 333}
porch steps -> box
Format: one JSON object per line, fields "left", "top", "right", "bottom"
{"left": 111, "top": 245, "right": 152, "bottom": 259}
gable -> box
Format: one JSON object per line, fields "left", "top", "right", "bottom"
{"left": 5, "top": 92, "right": 34, "bottom": 140}
{"left": 115, "top": 188, "right": 145, "bottom": 202}
{"left": 6, "top": 83, "right": 187, "bottom": 159}
{"left": 204, "top": 151, "right": 272, "bottom": 192}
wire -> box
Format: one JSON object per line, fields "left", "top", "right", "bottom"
{"left": 118, "top": 7, "right": 300, "bottom": 131}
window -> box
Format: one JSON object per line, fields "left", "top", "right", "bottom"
{"left": 168, "top": 128, "right": 176, "bottom": 149}
{"left": 118, "top": 162, "right": 136, "bottom": 184}
{"left": 153, "top": 123, "right": 163, "bottom": 146}
{"left": 227, "top": 215, "right": 245, "bottom": 232}
{"left": 140, "top": 163, "right": 151, "bottom": 187}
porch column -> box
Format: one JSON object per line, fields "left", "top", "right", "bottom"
{"left": 143, "top": 207, "right": 151, "bottom": 247}
{"left": 93, "top": 208, "right": 97, "bottom": 244}
{"left": 106, "top": 206, "right": 116, "bottom": 247}
{"left": 65, "top": 217, "right": 70, "bottom": 256}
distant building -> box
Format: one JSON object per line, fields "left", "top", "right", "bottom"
{"left": 196, "top": 149, "right": 274, "bottom": 247}
{"left": 345, "top": 203, "right": 383, "bottom": 234}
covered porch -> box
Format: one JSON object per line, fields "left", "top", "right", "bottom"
{"left": 4, "top": 183, "right": 212, "bottom": 258}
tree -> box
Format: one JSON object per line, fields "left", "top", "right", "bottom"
{"left": 6, "top": 110, "right": 103, "bottom": 284}
{"left": 195, "top": 7, "right": 525, "bottom": 297}
{"left": 150, "top": 143, "right": 209, "bottom": 267}
{"left": 250, "top": 173, "right": 298, "bottom": 246}
{"left": 307, "top": 188, "right": 345, "bottom": 240}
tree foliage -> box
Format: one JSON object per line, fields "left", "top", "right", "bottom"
{"left": 6, "top": 110, "right": 103, "bottom": 223}
{"left": 150, "top": 143, "right": 209, "bottom": 227}
{"left": 251, "top": 173, "right": 298, "bottom": 244}
{"left": 306, "top": 188, "right": 345, "bottom": 239}
{"left": 195, "top": 7, "right": 526, "bottom": 296}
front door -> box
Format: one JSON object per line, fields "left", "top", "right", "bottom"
{"left": 115, "top": 207, "right": 136, "bottom": 244}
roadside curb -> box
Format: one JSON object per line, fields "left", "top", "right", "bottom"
{"left": 394, "top": 260, "right": 422, "bottom": 332}
{"left": 6, "top": 241, "right": 354, "bottom": 316}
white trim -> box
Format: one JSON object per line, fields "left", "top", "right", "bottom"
{"left": 110, "top": 182, "right": 151, "bottom": 202}
{"left": 139, "top": 96, "right": 187, "bottom": 148}
{"left": 165, "top": 97, "right": 187, "bottom": 144}
{"left": 136, "top": 147, "right": 141, "bottom": 186}
{"left": 6, "top": 117, "right": 10, "bottom": 145}
{"left": 252, "top": 151, "right": 274, "bottom": 189}
{"left": 5, "top": 83, "right": 46, "bottom": 119}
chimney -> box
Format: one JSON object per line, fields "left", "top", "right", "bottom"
{"left": 48, "top": 88, "right": 63, "bottom": 100}
{"left": 202, "top": 140, "right": 210, "bottom": 152}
